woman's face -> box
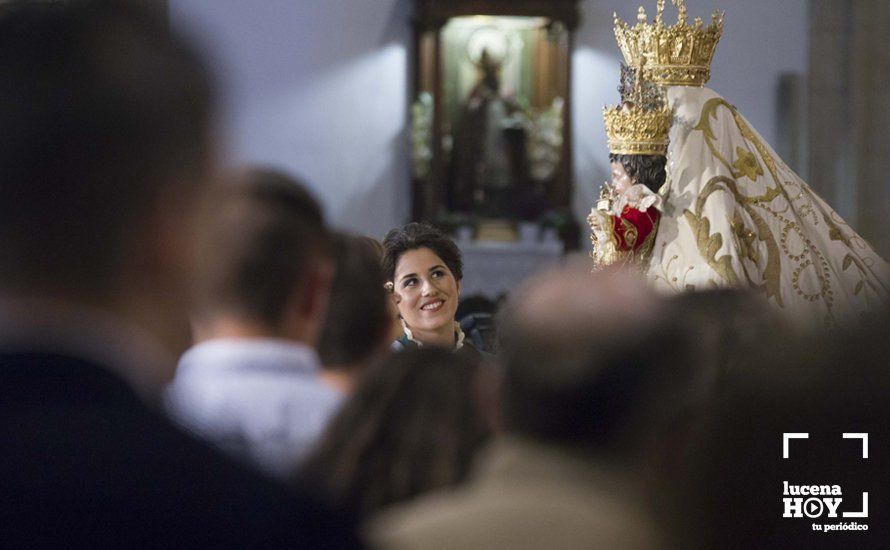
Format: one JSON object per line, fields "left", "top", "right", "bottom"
{"left": 392, "top": 247, "right": 461, "bottom": 341}
{"left": 611, "top": 161, "right": 633, "bottom": 194}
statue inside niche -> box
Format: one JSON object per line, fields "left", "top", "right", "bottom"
{"left": 449, "top": 48, "right": 528, "bottom": 220}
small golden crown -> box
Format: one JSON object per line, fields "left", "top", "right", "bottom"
{"left": 614, "top": 0, "right": 724, "bottom": 87}
{"left": 603, "top": 64, "right": 672, "bottom": 156}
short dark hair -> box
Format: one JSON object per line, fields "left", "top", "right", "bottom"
{"left": 0, "top": 1, "right": 213, "bottom": 295}
{"left": 301, "top": 347, "right": 492, "bottom": 516}
{"left": 497, "top": 298, "right": 691, "bottom": 453}
{"left": 317, "top": 233, "right": 390, "bottom": 367}
{"left": 196, "top": 168, "right": 329, "bottom": 328}
{"left": 609, "top": 153, "right": 667, "bottom": 193}
{"left": 382, "top": 222, "right": 463, "bottom": 283}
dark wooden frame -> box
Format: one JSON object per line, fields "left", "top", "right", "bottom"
{"left": 411, "top": 0, "right": 582, "bottom": 223}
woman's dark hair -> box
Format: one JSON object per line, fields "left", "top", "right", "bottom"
{"left": 610, "top": 153, "right": 667, "bottom": 193}
{"left": 299, "top": 347, "right": 492, "bottom": 516}
{"left": 382, "top": 222, "right": 463, "bottom": 283}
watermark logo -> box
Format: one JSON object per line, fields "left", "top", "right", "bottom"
{"left": 781, "top": 433, "right": 869, "bottom": 533}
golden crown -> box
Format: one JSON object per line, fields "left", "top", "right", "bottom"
{"left": 614, "top": 0, "right": 724, "bottom": 87}
{"left": 603, "top": 64, "right": 672, "bottom": 156}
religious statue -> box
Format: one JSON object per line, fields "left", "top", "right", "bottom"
{"left": 589, "top": 63, "right": 671, "bottom": 269}
{"left": 450, "top": 48, "right": 528, "bottom": 219}
{"left": 593, "top": 0, "right": 889, "bottom": 328}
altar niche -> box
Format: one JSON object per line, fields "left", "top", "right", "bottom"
{"left": 412, "top": 0, "right": 581, "bottom": 248}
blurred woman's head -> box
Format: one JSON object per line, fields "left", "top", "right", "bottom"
{"left": 382, "top": 223, "right": 463, "bottom": 347}
{"left": 300, "top": 347, "right": 493, "bottom": 516}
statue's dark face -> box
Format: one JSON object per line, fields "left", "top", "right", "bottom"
{"left": 477, "top": 48, "right": 501, "bottom": 93}
{"left": 482, "top": 68, "right": 500, "bottom": 93}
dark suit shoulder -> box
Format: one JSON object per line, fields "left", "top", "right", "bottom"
{"left": 0, "top": 353, "right": 362, "bottom": 548}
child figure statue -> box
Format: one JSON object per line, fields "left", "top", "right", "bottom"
{"left": 589, "top": 63, "right": 671, "bottom": 269}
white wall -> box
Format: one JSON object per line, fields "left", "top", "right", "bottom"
{"left": 170, "top": 0, "right": 808, "bottom": 239}
{"left": 169, "top": 0, "right": 413, "bottom": 239}
{"left": 572, "top": 0, "right": 809, "bottom": 225}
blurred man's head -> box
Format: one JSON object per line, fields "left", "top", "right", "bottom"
{"left": 317, "top": 233, "right": 391, "bottom": 391}
{"left": 497, "top": 265, "right": 693, "bottom": 461}
{"left": 670, "top": 288, "right": 787, "bottom": 389}
{"left": 673, "top": 309, "right": 889, "bottom": 549}
{"left": 0, "top": 2, "right": 214, "bottom": 351}
{"left": 193, "top": 168, "right": 332, "bottom": 347}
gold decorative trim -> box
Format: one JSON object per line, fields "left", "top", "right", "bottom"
{"left": 614, "top": 0, "right": 724, "bottom": 88}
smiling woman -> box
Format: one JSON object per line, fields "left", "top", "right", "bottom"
{"left": 382, "top": 222, "right": 481, "bottom": 356}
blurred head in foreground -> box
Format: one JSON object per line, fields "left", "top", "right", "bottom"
{"left": 672, "top": 305, "right": 889, "bottom": 549}
{"left": 301, "top": 346, "right": 493, "bottom": 516}
{"left": 317, "top": 232, "right": 393, "bottom": 392}
{"left": 670, "top": 288, "right": 787, "bottom": 383}
{"left": 497, "top": 265, "right": 695, "bottom": 463}
{"left": 192, "top": 167, "right": 333, "bottom": 348}
{"left": 0, "top": 0, "right": 214, "bottom": 376}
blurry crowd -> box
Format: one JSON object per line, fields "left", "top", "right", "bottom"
{"left": 0, "top": 3, "right": 886, "bottom": 549}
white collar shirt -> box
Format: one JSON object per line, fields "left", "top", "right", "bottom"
{"left": 165, "top": 338, "right": 344, "bottom": 478}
